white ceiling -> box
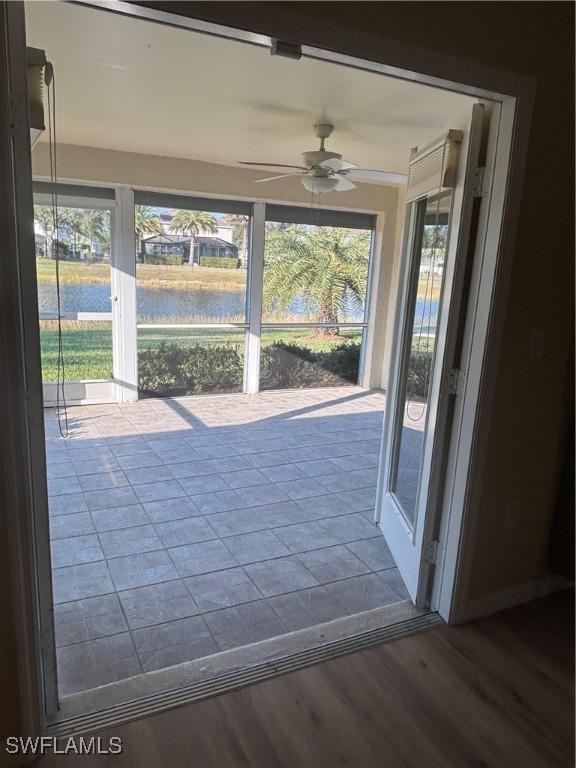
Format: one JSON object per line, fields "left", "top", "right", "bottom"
{"left": 25, "top": 1, "right": 475, "bottom": 177}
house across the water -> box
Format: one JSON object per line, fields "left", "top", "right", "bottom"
{"left": 140, "top": 232, "right": 239, "bottom": 266}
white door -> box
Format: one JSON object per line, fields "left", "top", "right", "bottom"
{"left": 376, "top": 104, "right": 488, "bottom": 605}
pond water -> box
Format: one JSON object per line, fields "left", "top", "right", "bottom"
{"left": 412, "top": 298, "right": 440, "bottom": 334}
{"left": 37, "top": 283, "right": 382, "bottom": 323}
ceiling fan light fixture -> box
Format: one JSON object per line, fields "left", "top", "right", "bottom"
{"left": 301, "top": 176, "right": 339, "bottom": 194}
{"left": 242, "top": 122, "right": 399, "bottom": 194}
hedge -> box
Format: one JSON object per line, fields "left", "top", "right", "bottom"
{"left": 139, "top": 342, "right": 243, "bottom": 396}
{"left": 260, "top": 341, "right": 360, "bottom": 390}
{"left": 138, "top": 339, "right": 362, "bottom": 396}
{"left": 142, "top": 253, "right": 182, "bottom": 266}
{"left": 407, "top": 349, "right": 433, "bottom": 399}
{"left": 199, "top": 256, "right": 238, "bottom": 269}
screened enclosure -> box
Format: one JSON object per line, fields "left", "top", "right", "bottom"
{"left": 33, "top": 184, "right": 377, "bottom": 403}
{"left": 34, "top": 184, "right": 115, "bottom": 385}
{"left": 260, "top": 205, "right": 373, "bottom": 391}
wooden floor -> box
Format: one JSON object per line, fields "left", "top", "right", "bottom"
{"left": 44, "top": 590, "right": 574, "bottom": 768}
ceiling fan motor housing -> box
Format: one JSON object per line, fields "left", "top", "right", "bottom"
{"left": 314, "top": 122, "right": 334, "bottom": 140}
{"left": 301, "top": 149, "right": 342, "bottom": 168}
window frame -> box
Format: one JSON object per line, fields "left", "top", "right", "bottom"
{"left": 33, "top": 190, "right": 116, "bottom": 403}
{"left": 257, "top": 208, "right": 376, "bottom": 392}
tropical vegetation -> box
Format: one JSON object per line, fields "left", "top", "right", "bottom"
{"left": 222, "top": 213, "right": 249, "bottom": 263}
{"left": 36, "top": 217, "right": 437, "bottom": 394}
{"left": 263, "top": 225, "right": 370, "bottom": 333}
{"left": 171, "top": 210, "right": 218, "bottom": 266}
{"left": 34, "top": 206, "right": 110, "bottom": 260}
{"left": 137, "top": 338, "right": 362, "bottom": 396}
{"left": 135, "top": 206, "right": 164, "bottom": 257}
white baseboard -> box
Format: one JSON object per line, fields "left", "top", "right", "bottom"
{"left": 457, "top": 573, "right": 573, "bottom": 623}
{"left": 42, "top": 380, "right": 116, "bottom": 407}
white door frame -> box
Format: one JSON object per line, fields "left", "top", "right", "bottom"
{"left": 2, "top": 0, "right": 58, "bottom": 732}
{"left": 376, "top": 103, "right": 488, "bottom": 607}
{"left": 4, "top": 0, "right": 534, "bottom": 734}
{"left": 434, "top": 96, "right": 523, "bottom": 621}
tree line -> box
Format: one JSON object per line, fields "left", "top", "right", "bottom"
{"left": 34, "top": 206, "right": 111, "bottom": 260}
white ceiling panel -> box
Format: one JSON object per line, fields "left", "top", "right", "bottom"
{"left": 25, "top": 1, "right": 475, "bottom": 176}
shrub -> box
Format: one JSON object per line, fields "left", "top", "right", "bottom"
{"left": 138, "top": 339, "right": 362, "bottom": 396}
{"left": 260, "top": 341, "right": 360, "bottom": 390}
{"left": 138, "top": 342, "right": 188, "bottom": 395}
{"left": 138, "top": 341, "right": 243, "bottom": 396}
{"left": 407, "top": 349, "right": 433, "bottom": 398}
{"left": 199, "top": 256, "right": 238, "bottom": 269}
{"left": 142, "top": 252, "right": 182, "bottom": 266}
{"left": 181, "top": 345, "right": 243, "bottom": 393}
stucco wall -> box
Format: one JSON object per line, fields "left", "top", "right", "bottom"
{"left": 31, "top": 142, "right": 399, "bottom": 214}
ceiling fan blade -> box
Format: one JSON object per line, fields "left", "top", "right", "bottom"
{"left": 239, "top": 161, "right": 307, "bottom": 170}
{"left": 254, "top": 173, "right": 303, "bottom": 183}
{"left": 320, "top": 157, "right": 358, "bottom": 172}
{"left": 334, "top": 175, "right": 356, "bottom": 191}
{"left": 347, "top": 169, "right": 408, "bottom": 184}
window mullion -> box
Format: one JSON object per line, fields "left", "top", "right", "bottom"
{"left": 112, "top": 187, "right": 138, "bottom": 402}
{"left": 245, "top": 202, "right": 265, "bottom": 394}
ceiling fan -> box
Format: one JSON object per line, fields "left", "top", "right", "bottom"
{"left": 239, "top": 122, "right": 406, "bottom": 194}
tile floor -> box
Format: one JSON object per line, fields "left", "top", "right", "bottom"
{"left": 45, "top": 387, "right": 411, "bottom": 696}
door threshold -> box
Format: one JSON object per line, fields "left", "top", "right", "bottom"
{"left": 47, "top": 602, "right": 442, "bottom": 737}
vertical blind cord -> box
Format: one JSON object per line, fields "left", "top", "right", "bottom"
{"left": 46, "top": 70, "right": 69, "bottom": 439}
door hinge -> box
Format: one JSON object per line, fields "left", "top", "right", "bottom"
{"left": 424, "top": 539, "right": 441, "bottom": 565}
{"left": 445, "top": 368, "right": 466, "bottom": 396}
{"left": 471, "top": 166, "right": 490, "bottom": 198}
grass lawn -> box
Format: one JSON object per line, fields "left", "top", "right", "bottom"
{"left": 40, "top": 324, "right": 363, "bottom": 382}
{"left": 40, "top": 325, "right": 113, "bottom": 381}
{"left": 36, "top": 260, "right": 245, "bottom": 292}
{"left": 417, "top": 274, "right": 442, "bottom": 301}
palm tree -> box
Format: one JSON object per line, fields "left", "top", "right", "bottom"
{"left": 222, "top": 213, "right": 248, "bottom": 266}
{"left": 263, "top": 226, "right": 371, "bottom": 335}
{"left": 135, "top": 206, "right": 164, "bottom": 261}
{"left": 171, "top": 210, "right": 218, "bottom": 266}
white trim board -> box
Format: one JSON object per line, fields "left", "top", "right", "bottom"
{"left": 72, "top": 0, "right": 531, "bottom": 99}
{"left": 456, "top": 575, "right": 574, "bottom": 624}
{"left": 42, "top": 381, "right": 115, "bottom": 407}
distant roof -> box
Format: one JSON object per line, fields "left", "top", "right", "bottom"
{"left": 141, "top": 233, "right": 188, "bottom": 244}
{"left": 198, "top": 237, "right": 237, "bottom": 248}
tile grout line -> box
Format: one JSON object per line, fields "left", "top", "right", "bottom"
{"left": 51, "top": 513, "right": 381, "bottom": 570}
{"left": 56, "top": 563, "right": 403, "bottom": 668}
{"left": 47, "top": 390, "right": 398, "bottom": 693}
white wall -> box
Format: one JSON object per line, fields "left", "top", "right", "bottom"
{"left": 361, "top": 187, "right": 406, "bottom": 391}
{"left": 32, "top": 142, "right": 401, "bottom": 214}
